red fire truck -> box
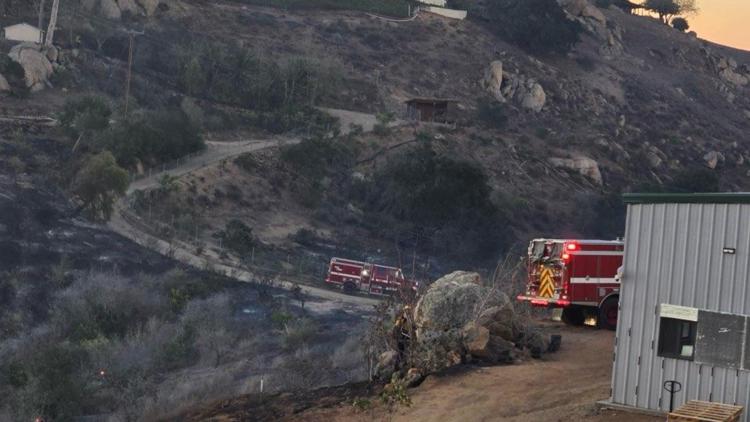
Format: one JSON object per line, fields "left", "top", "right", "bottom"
{"left": 516, "top": 239, "right": 624, "bottom": 330}
{"left": 325, "top": 257, "right": 413, "bottom": 296}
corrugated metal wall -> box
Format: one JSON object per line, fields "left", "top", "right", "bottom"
{"left": 611, "top": 203, "right": 750, "bottom": 418}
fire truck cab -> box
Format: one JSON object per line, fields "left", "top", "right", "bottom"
{"left": 516, "top": 239, "right": 624, "bottom": 330}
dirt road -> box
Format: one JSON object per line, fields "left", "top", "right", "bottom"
{"left": 220, "top": 324, "right": 661, "bottom": 422}
{"left": 109, "top": 121, "right": 383, "bottom": 311}
{"left": 126, "top": 138, "right": 296, "bottom": 194}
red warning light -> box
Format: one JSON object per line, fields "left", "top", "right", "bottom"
{"left": 562, "top": 253, "right": 570, "bottom": 260}
{"left": 566, "top": 243, "right": 577, "bottom": 251}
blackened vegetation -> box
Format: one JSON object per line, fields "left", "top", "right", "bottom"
{"left": 484, "top": 0, "right": 583, "bottom": 55}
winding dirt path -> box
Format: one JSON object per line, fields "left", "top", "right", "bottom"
{"left": 108, "top": 123, "right": 383, "bottom": 310}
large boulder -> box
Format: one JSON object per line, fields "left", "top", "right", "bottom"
{"left": 374, "top": 350, "right": 399, "bottom": 381}
{"left": 559, "top": 0, "right": 605, "bottom": 24}
{"left": 412, "top": 272, "right": 512, "bottom": 369}
{"left": 461, "top": 321, "right": 515, "bottom": 363}
{"left": 477, "top": 304, "right": 518, "bottom": 342}
{"left": 481, "top": 62, "right": 545, "bottom": 112}
{"left": 720, "top": 68, "right": 749, "bottom": 86}
{"left": 0, "top": 74, "right": 10, "bottom": 92}
{"left": 100, "top": 0, "right": 123, "bottom": 19}
{"left": 8, "top": 43, "right": 54, "bottom": 92}
{"left": 483, "top": 60, "right": 504, "bottom": 102}
{"left": 703, "top": 150, "right": 725, "bottom": 169}
{"left": 548, "top": 156, "right": 603, "bottom": 185}
{"left": 519, "top": 81, "right": 546, "bottom": 112}
{"left": 414, "top": 271, "right": 509, "bottom": 336}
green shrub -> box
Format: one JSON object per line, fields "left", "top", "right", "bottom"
{"left": 217, "top": 219, "right": 256, "bottom": 256}
{"left": 99, "top": 108, "right": 205, "bottom": 168}
{"left": 672, "top": 17, "right": 690, "bottom": 32}
{"left": 281, "top": 136, "right": 357, "bottom": 207}
{"left": 59, "top": 96, "right": 112, "bottom": 139}
{"left": 669, "top": 167, "right": 719, "bottom": 192}
{"left": 365, "top": 144, "right": 509, "bottom": 263}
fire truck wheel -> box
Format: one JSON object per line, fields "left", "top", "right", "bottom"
{"left": 598, "top": 297, "right": 619, "bottom": 331}
{"left": 342, "top": 282, "right": 356, "bottom": 294}
{"left": 561, "top": 307, "right": 585, "bottom": 326}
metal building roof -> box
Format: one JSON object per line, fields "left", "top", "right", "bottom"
{"left": 623, "top": 192, "right": 750, "bottom": 204}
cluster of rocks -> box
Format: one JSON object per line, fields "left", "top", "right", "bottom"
{"left": 559, "top": 0, "right": 624, "bottom": 58}
{"left": 713, "top": 54, "right": 749, "bottom": 87}
{"left": 548, "top": 156, "right": 603, "bottom": 185}
{"left": 374, "top": 271, "right": 560, "bottom": 388}
{"left": 82, "top": 0, "right": 163, "bottom": 19}
{"left": 1, "top": 43, "right": 57, "bottom": 93}
{"left": 482, "top": 60, "right": 546, "bottom": 112}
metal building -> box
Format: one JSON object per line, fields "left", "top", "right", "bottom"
{"left": 609, "top": 193, "right": 750, "bottom": 419}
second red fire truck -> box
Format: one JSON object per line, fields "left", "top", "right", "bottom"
{"left": 516, "top": 239, "right": 624, "bottom": 330}
{"left": 324, "top": 257, "right": 414, "bottom": 296}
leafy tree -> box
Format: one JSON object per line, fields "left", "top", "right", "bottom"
{"left": 73, "top": 151, "right": 129, "bottom": 220}
{"left": 486, "top": 0, "right": 583, "bottom": 55}
{"left": 59, "top": 95, "right": 112, "bottom": 140}
{"left": 366, "top": 145, "right": 508, "bottom": 263}
{"left": 671, "top": 17, "right": 690, "bottom": 31}
{"left": 99, "top": 108, "right": 205, "bottom": 168}
{"left": 644, "top": 0, "right": 697, "bottom": 23}
{"left": 181, "top": 57, "right": 207, "bottom": 97}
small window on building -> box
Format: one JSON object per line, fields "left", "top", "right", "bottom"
{"left": 658, "top": 317, "right": 697, "bottom": 360}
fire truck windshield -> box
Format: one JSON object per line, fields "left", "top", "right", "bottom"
{"left": 548, "top": 242, "right": 564, "bottom": 260}
{"left": 530, "top": 241, "right": 545, "bottom": 261}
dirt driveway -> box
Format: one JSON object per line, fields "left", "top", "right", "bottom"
{"left": 289, "top": 323, "right": 663, "bottom": 422}
{"left": 179, "top": 323, "right": 664, "bottom": 422}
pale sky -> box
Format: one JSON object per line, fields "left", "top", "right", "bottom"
{"left": 690, "top": 0, "right": 750, "bottom": 51}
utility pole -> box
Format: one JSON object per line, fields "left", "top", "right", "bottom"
{"left": 44, "top": 0, "right": 59, "bottom": 47}
{"left": 38, "top": 0, "right": 46, "bottom": 44}
{"left": 123, "top": 30, "right": 144, "bottom": 115}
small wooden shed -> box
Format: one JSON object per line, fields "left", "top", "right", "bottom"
{"left": 3, "top": 23, "right": 43, "bottom": 44}
{"left": 405, "top": 97, "right": 458, "bottom": 124}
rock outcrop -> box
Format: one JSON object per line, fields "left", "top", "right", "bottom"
{"left": 100, "top": 0, "right": 123, "bottom": 19}
{"left": 8, "top": 43, "right": 54, "bottom": 92}
{"left": 548, "top": 156, "right": 603, "bottom": 185}
{"left": 483, "top": 61, "right": 504, "bottom": 100}
{"left": 374, "top": 350, "right": 400, "bottom": 381}
{"left": 703, "top": 150, "right": 725, "bottom": 169}
{"left": 407, "top": 271, "right": 555, "bottom": 371}
{"left": 560, "top": 0, "right": 624, "bottom": 57}
{"left": 482, "top": 61, "right": 546, "bottom": 112}
{"left": 519, "top": 81, "right": 546, "bottom": 112}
